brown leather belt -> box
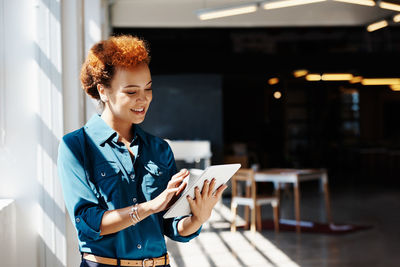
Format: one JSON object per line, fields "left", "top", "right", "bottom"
{"left": 83, "top": 252, "right": 169, "bottom": 267}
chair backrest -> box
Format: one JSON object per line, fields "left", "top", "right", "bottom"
{"left": 232, "top": 168, "right": 254, "bottom": 181}
{"left": 231, "top": 168, "right": 256, "bottom": 199}
{"left": 224, "top": 155, "right": 249, "bottom": 168}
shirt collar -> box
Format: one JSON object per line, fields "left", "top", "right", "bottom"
{"left": 84, "top": 114, "right": 148, "bottom": 146}
{"left": 134, "top": 124, "right": 148, "bottom": 146}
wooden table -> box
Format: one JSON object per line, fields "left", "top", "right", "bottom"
{"left": 254, "top": 168, "right": 332, "bottom": 233}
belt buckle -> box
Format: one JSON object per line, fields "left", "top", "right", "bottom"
{"left": 142, "top": 258, "right": 154, "bottom": 267}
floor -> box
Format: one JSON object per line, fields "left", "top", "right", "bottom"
{"left": 166, "top": 183, "right": 400, "bottom": 267}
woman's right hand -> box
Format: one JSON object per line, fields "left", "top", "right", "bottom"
{"left": 100, "top": 169, "right": 189, "bottom": 235}
{"left": 149, "top": 169, "right": 189, "bottom": 214}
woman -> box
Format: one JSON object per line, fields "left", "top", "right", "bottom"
{"left": 57, "top": 34, "right": 227, "bottom": 267}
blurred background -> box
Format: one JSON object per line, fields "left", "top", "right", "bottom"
{"left": 1, "top": 0, "right": 400, "bottom": 266}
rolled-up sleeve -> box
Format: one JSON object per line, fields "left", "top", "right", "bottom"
{"left": 162, "top": 141, "right": 202, "bottom": 242}
{"left": 57, "top": 134, "right": 106, "bottom": 242}
{"left": 164, "top": 216, "right": 202, "bottom": 242}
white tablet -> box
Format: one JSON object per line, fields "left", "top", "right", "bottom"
{"left": 163, "top": 163, "right": 241, "bottom": 219}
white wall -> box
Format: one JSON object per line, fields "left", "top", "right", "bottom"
{"left": 61, "top": 0, "right": 109, "bottom": 266}
{"left": 0, "top": 0, "right": 109, "bottom": 266}
{"left": 0, "top": 200, "right": 17, "bottom": 267}
{"left": 0, "top": 0, "right": 51, "bottom": 266}
{"left": 61, "top": 0, "right": 85, "bottom": 266}
{"left": 84, "top": 0, "right": 110, "bottom": 121}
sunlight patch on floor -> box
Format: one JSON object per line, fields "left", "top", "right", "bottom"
{"left": 167, "top": 200, "right": 299, "bottom": 267}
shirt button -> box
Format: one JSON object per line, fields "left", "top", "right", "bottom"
{"left": 137, "top": 244, "right": 142, "bottom": 249}
{"left": 132, "top": 198, "right": 137, "bottom": 203}
{"left": 130, "top": 174, "right": 135, "bottom": 179}
{"left": 75, "top": 218, "right": 80, "bottom": 223}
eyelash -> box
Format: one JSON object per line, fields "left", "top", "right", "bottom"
{"left": 126, "top": 88, "right": 152, "bottom": 95}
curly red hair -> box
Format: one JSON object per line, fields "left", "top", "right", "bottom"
{"left": 80, "top": 34, "right": 151, "bottom": 100}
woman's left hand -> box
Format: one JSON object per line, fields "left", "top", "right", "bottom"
{"left": 186, "top": 178, "right": 228, "bottom": 224}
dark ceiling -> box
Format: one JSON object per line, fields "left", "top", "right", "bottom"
{"left": 114, "top": 26, "right": 400, "bottom": 77}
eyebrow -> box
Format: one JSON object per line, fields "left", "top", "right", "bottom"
{"left": 123, "top": 81, "right": 152, "bottom": 89}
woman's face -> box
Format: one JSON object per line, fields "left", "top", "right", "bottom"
{"left": 103, "top": 63, "right": 152, "bottom": 125}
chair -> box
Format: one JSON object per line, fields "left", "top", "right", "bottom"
{"left": 224, "top": 154, "right": 249, "bottom": 168}
{"left": 230, "top": 168, "right": 280, "bottom": 233}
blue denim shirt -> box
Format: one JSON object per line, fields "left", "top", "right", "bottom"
{"left": 57, "top": 114, "right": 201, "bottom": 259}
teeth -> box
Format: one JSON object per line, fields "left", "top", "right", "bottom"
{"left": 133, "top": 108, "right": 144, "bottom": 112}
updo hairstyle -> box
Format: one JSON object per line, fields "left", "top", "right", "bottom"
{"left": 80, "top": 34, "right": 151, "bottom": 100}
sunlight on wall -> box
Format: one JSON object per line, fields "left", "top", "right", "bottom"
{"left": 89, "top": 19, "right": 101, "bottom": 44}
{"left": 34, "top": 0, "right": 66, "bottom": 266}
{"left": 35, "top": 201, "right": 66, "bottom": 259}
{"left": 37, "top": 143, "right": 64, "bottom": 211}
{"left": 0, "top": 7, "right": 4, "bottom": 147}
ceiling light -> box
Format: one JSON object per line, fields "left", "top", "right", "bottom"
{"left": 367, "top": 20, "right": 388, "bottom": 32}
{"left": 196, "top": 3, "right": 258, "bottom": 20}
{"left": 361, "top": 78, "right": 400, "bottom": 85}
{"left": 350, "top": 76, "right": 363, "bottom": 83}
{"left": 306, "top": 74, "right": 322, "bottom": 81}
{"left": 273, "top": 91, "right": 282, "bottom": 99}
{"left": 321, "top": 73, "right": 354, "bottom": 81}
{"left": 261, "top": 0, "right": 326, "bottom": 10}
{"left": 379, "top": 1, "right": 400, "bottom": 12}
{"left": 293, "top": 69, "right": 308, "bottom": 77}
{"left": 268, "top": 77, "right": 280, "bottom": 85}
{"left": 333, "top": 0, "right": 375, "bottom": 6}
{"left": 394, "top": 14, "right": 400, "bottom": 22}
{"left": 390, "top": 84, "right": 400, "bottom": 91}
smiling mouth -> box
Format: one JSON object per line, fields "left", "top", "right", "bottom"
{"left": 131, "top": 107, "right": 145, "bottom": 115}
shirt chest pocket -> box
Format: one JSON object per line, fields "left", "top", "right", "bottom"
{"left": 93, "top": 161, "right": 121, "bottom": 202}
{"left": 143, "top": 161, "right": 169, "bottom": 198}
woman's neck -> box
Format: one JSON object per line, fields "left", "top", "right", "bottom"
{"left": 101, "top": 109, "right": 133, "bottom": 143}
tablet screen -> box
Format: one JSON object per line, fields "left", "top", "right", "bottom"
{"left": 163, "top": 163, "right": 241, "bottom": 219}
